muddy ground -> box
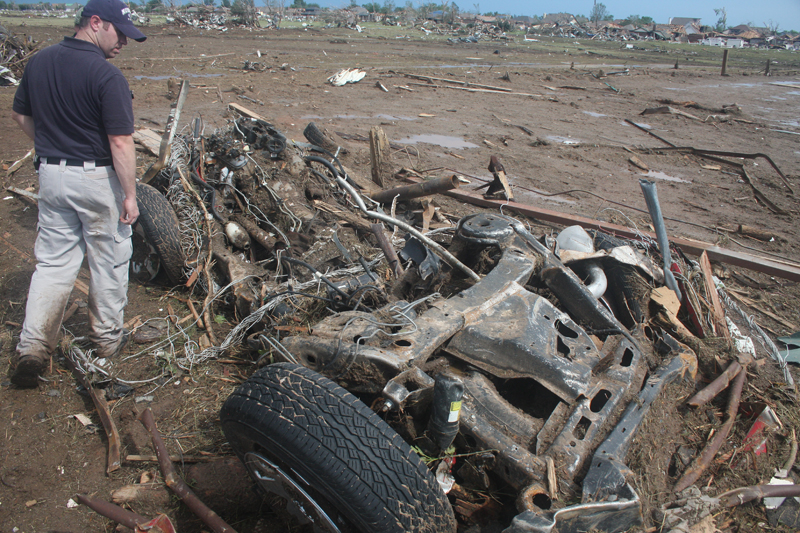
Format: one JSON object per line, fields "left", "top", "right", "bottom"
{"left": 1, "top": 20, "right": 799, "bottom": 533}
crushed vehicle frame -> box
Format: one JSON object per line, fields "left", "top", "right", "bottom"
{"left": 220, "top": 212, "right": 698, "bottom": 533}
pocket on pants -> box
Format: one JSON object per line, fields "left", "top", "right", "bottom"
{"left": 116, "top": 222, "right": 133, "bottom": 242}
{"left": 114, "top": 223, "right": 133, "bottom": 265}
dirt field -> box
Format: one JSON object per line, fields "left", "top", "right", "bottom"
{"left": 1, "top": 20, "right": 799, "bottom": 533}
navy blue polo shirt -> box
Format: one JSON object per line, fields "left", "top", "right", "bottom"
{"left": 13, "top": 37, "right": 135, "bottom": 161}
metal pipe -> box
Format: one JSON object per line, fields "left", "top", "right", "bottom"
{"left": 585, "top": 262, "right": 608, "bottom": 299}
{"left": 639, "top": 179, "right": 682, "bottom": 301}
{"left": 336, "top": 177, "right": 480, "bottom": 281}
{"left": 369, "top": 175, "right": 460, "bottom": 204}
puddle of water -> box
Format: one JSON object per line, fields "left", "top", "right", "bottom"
{"left": 334, "top": 114, "right": 370, "bottom": 120}
{"left": 546, "top": 135, "right": 581, "bottom": 145}
{"left": 666, "top": 82, "right": 763, "bottom": 91}
{"left": 134, "top": 73, "right": 222, "bottom": 80}
{"left": 395, "top": 134, "right": 478, "bottom": 149}
{"left": 645, "top": 170, "right": 691, "bottom": 183}
{"left": 583, "top": 111, "right": 606, "bottom": 118}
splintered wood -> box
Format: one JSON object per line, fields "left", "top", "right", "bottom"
{"left": 369, "top": 126, "right": 391, "bottom": 187}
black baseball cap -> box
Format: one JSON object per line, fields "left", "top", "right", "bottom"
{"left": 82, "top": 0, "right": 147, "bottom": 42}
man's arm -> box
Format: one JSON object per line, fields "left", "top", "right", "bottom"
{"left": 12, "top": 111, "right": 35, "bottom": 141}
{"left": 108, "top": 133, "right": 139, "bottom": 225}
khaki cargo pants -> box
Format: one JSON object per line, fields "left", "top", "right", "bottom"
{"left": 17, "top": 160, "right": 133, "bottom": 359}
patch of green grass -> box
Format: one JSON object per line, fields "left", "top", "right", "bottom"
{"left": 0, "top": 13, "right": 75, "bottom": 28}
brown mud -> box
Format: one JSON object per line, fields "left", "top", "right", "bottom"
{"left": 1, "top": 22, "right": 799, "bottom": 533}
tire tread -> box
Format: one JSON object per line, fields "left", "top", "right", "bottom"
{"left": 220, "top": 363, "right": 456, "bottom": 533}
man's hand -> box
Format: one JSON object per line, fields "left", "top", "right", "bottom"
{"left": 120, "top": 195, "right": 139, "bottom": 225}
{"left": 108, "top": 133, "right": 138, "bottom": 225}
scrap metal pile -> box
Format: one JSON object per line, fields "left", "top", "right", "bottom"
{"left": 114, "top": 88, "right": 800, "bottom": 533}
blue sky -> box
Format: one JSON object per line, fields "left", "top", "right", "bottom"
{"left": 318, "top": 0, "right": 800, "bottom": 32}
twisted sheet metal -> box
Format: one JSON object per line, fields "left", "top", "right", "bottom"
{"left": 173, "top": 259, "right": 383, "bottom": 368}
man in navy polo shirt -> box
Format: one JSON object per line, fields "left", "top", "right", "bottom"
{"left": 9, "top": 0, "right": 146, "bottom": 387}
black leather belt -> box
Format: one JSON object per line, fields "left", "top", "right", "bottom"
{"left": 35, "top": 157, "right": 113, "bottom": 170}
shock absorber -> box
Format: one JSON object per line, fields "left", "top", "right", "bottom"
{"left": 427, "top": 374, "right": 464, "bottom": 451}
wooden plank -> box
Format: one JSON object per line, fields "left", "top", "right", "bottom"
{"left": 133, "top": 128, "right": 162, "bottom": 156}
{"left": 142, "top": 80, "right": 190, "bottom": 183}
{"left": 420, "top": 182, "right": 800, "bottom": 282}
{"left": 403, "top": 73, "right": 513, "bottom": 92}
{"left": 228, "top": 102, "right": 268, "bottom": 122}
{"left": 699, "top": 251, "right": 731, "bottom": 343}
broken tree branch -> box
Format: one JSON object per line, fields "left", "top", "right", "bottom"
{"left": 624, "top": 119, "right": 676, "bottom": 147}
{"left": 125, "top": 454, "right": 222, "bottom": 463}
{"left": 62, "top": 346, "right": 121, "bottom": 474}
{"left": 674, "top": 368, "right": 746, "bottom": 492}
{"left": 138, "top": 408, "right": 237, "bottom": 533}
{"left": 718, "top": 483, "right": 800, "bottom": 507}
{"left": 177, "top": 167, "right": 219, "bottom": 345}
{"left": 371, "top": 223, "right": 403, "bottom": 278}
{"left": 231, "top": 214, "right": 277, "bottom": 252}
{"left": 76, "top": 494, "right": 150, "bottom": 530}
{"left": 783, "top": 429, "right": 798, "bottom": 475}
{"left": 369, "top": 175, "right": 460, "bottom": 204}
{"left": 687, "top": 361, "right": 742, "bottom": 408}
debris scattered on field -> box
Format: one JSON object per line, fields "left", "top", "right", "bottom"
{"left": 0, "top": 24, "right": 40, "bottom": 81}
{"left": 7, "top": 67, "right": 797, "bottom": 533}
{"left": 328, "top": 68, "right": 366, "bottom": 86}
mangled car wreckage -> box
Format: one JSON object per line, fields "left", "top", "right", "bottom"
{"left": 127, "top": 106, "right": 699, "bottom": 532}
{"left": 217, "top": 212, "right": 697, "bottom": 532}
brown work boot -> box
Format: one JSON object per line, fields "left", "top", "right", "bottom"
{"left": 9, "top": 352, "right": 48, "bottom": 388}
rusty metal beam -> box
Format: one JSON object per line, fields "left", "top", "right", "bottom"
{"left": 428, "top": 185, "right": 800, "bottom": 282}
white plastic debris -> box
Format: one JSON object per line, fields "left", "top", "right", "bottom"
{"left": 0, "top": 66, "right": 18, "bottom": 86}
{"left": 327, "top": 68, "right": 366, "bottom": 86}
{"left": 435, "top": 459, "right": 455, "bottom": 494}
{"left": 67, "top": 498, "right": 78, "bottom": 509}
{"left": 726, "top": 317, "right": 756, "bottom": 358}
{"left": 764, "top": 477, "right": 798, "bottom": 509}
{"left": 73, "top": 413, "right": 93, "bottom": 426}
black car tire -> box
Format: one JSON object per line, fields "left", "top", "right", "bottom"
{"left": 220, "top": 362, "right": 457, "bottom": 533}
{"left": 135, "top": 182, "right": 185, "bottom": 285}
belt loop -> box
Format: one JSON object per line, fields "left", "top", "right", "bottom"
{"left": 85, "top": 160, "right": 96, "bottom": 172}
{"left": 59, "top": 159, "right": 67, "bottom": 172}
